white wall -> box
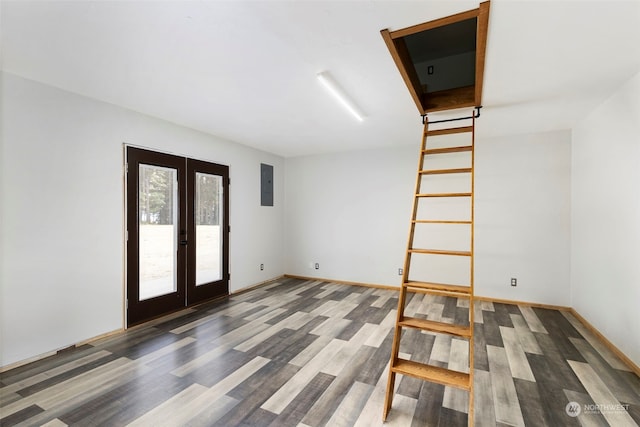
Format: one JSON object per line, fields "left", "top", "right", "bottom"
{"left": 571, "top": 70, "right": 640, "bottom": 367}
{"left": 0, "top": 72, "right": 284, "bottom": 367}
{"left": 284, "top": 145, "right": 416, "bottom": 285}
{"left": 284, "top": 129, "right": 572, "bottom": 308}
{"left": 475, "top": 129, "right": 572, "bottom": 305}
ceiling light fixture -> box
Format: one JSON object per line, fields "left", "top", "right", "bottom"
{"left": 317, "top": 71, "right": 365, "bottom": 122}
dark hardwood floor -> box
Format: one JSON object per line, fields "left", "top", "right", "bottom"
{"left": 1, "top": 278, "right": 639, "bottom": 426}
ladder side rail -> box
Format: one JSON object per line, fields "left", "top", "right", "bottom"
{"left": 402, "top": 118, "right": 430, "bottom": 285}
{"left": 468, "top": 113, "right": 476, "bottom": 427}
{"left": 383, "top": 118, "right": 430, "bottom": 421}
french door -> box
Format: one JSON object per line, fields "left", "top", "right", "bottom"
{"left": 126, "top": 147, "right": 229, "bottom": 325}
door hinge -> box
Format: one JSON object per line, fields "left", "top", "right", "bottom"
{"left": 125, "top": 163, "right": 128, "bottom": 174}
{"left": 126, "top": 230, "right": 128, "bottom": 241}
{"left": 126, "top": 299, "right": 128, "bottom": 309}
{"left": 228, "top": 225, "right": 231, "bottom": 233}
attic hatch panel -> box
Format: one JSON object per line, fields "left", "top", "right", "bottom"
{"left": 404, "top": 18, "right": 477, "bottom": 94}
{"left": 381, "top": 1, "right": 490, "bottom": 115}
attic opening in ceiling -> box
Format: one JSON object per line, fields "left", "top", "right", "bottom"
{"left": 381, "top": 1, "right": 490, "bottom": 115}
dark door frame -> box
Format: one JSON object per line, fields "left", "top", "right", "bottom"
{"left": 125, "top": 146, "right": 229, "bottom": 326}
{"left": 186, "top": 158, "right": 230, "bottom": 306}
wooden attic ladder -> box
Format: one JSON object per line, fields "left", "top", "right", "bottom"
{"left": 383, "top": 112, "right": 477, "bottom": 425}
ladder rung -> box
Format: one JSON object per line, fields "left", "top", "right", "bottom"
{"left": 409, "top": 249, "right": 471, "bottom": 256}
{"left": 416, "top": 192, "right": 471, "bottom": 198}
{"left": 425, "top": 126, "right": 473, "bottom": 137}
{"left": 423, "top": 146, "right": 472, "bottom": 155}
{"left": 399, "top": 316, "right": 471, "bottom": 338}
{"left": 419, "top": 168, "right": 471, "bottom": 175}
{"left": 404, "top": 281, "right": 471, "bottom": 296}
{"left": 391, "top": 358, "right": 470, "bottom": 390}
{"left": 413, "top": 220, "right": 472, "bottom": 224}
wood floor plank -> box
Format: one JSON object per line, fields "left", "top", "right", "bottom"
{"left": 396, "top": 330, "right": 435, "bottom": 398}
{"left": 493, "top": 303, "right": 515, "bottom": 328}
{"left": 2, "top": 357, "right": 137, "bottom": 417}
{"left": 261, "top": 339, "right": 344, "bottom": 414}
{"left": 569, "top": 360, "right": 639, "bottom": 426}
{"left": 131, "top": 357, "right": 269, "bottom": 426}
{"left": 473, "top": 369, "right": 496, "bottom": 426}
{"left": 473, "top": 302, "right": 484, "bottom": 324}
{"left": 355, "top": 329, "right": 395, "bottom": 386}
{"left": 430, "top": 334, "right": 453, "bottom": 364}
{"left": 509, "top": 313, "right": 543, "bottom": 355}
{"left": 301, "top": 346, "right": 377, "bottom": 426}
{"left": 182, "top": 395, "right": 239, "bottom": 427}
{"left": 57, "top": 371, "right": 191, "bottom": 426}
{"left": 519, "top": 306, "right": 548, "bottom": 333}
{"left": 533, "top": 332, "right": 587, "bottom": 392}
{"left": 442, "top": 338, "right": 470, "bottom": 413}
{"left": 309, "top": 299, "right": 359, "bottom": 318}
{"left": 268, "top": 372, "right": 335, "bottom": 427}
{"left": 527, "top": 353, "right": 581, "bottom": 427}
{"left": 379, "top": 308, "right": 398, "bottom": 328}
{"left": 442, "top": 296, "right": 458, "bottom": 320}
{"left": 473, "top": 322, "right": 489, "bottom": 371}
{"left": 289, "top": 334, "right": 333, "bottom": 368}
{"left": 563, "top": 389, "right": 609, "bottom": 427}
{"left": 561, "top": 310, "right": 632, "bottom": 372}
{"left": 482, "top": 310, "right": 505, "bottom": 348}
{"left": 233, "top": 311, "right": 314, "bottom": 352}
{"left": 213, "top": 362, "right": 300, "bottom": 426}
{"left": 309, "top": 317, "right": 353, "bottom": 338}
{"left": 570, "top": 337, "right": 640, "bottom": 405}
{"left": 40, "top": 419, "right": 68, "bottom": 427}
{"left": 249, "top": 326, "right": 321, "bottom": 364}
{"left": 4, "top": 352, "right": 119, "bottom": 399}
{"left": 170, "top": 321, "right": 271, "bottom": 377}
{"left": 0, "top": 404, "right": 44, "bottom": 426}
{"left": 364, "top": 322, "right": 394, "bottom": 349}
{"left": 0, "top": 389, "right": 23, "bottom": 407}
{"left": 513, "top": 378, "right": 548, "bottom": 427}
{"left": 499, "top": 326, "right": 535, "bottom": 381}
{"left": 371, "top": 290, "right": 394, "bottom": 308}
{"left": 487, "top": 345, "right": 525, "bottom": 427}
{"left": 411, "top": 380, "right": 444, "bottom": 427}
{"left": 126, "top": 383, "right": 210, "bottom": 427}
{"left": 480, "top": 300, "right": 495, "bottom": 312}
{"left": 336, "top": 320, "right": 366, "bottom": 341}
{"left": 183, "top": 349, "right": 254, "bottom": 388}
{"left": 2, "top": 279, "right": 638, "bottom": 427}
{"left": 344, "top": 297, "right": 391, "bottom": 324}
{"left": 322, "top": 323, "right": 378, "bottom": 377}
{"left": 403, "top": 293, "right": 423, "bottom": 317}
{"left": 324, "top": 381, "right": 373, "bottom": 427}
{"left": 0, "top": 350, "right": 112, "bottom": 396}
{"left": 384, "top": 394, "right": 418, "bottom": 427}
{"left": 1, "top": 345, "right": 104, "bottom": 389}
{"left": 353, "top": 358, "right": 395, "bottom": 427}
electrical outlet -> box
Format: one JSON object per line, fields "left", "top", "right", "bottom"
{"left": 398, "top": 268, "right": 403, "bottom": 276}
{"left": 511, "top": 278, "right": 517, "bottom": 287}
{"left": 260, "top": 264, "right": 264, "bottom": 271}
{"left": 315, "top": 263, "right": 320, "bottom": 270}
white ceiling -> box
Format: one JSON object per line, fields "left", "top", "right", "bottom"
{"left": 2, "top": 0, "right": 639, "bottom": 157}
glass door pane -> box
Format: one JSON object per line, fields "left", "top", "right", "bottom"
{"left": 138, "top": 164, "right": 178, "bottom": 300}
{"left": 195, "top": 173, "right": 223, "bottom": 285}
